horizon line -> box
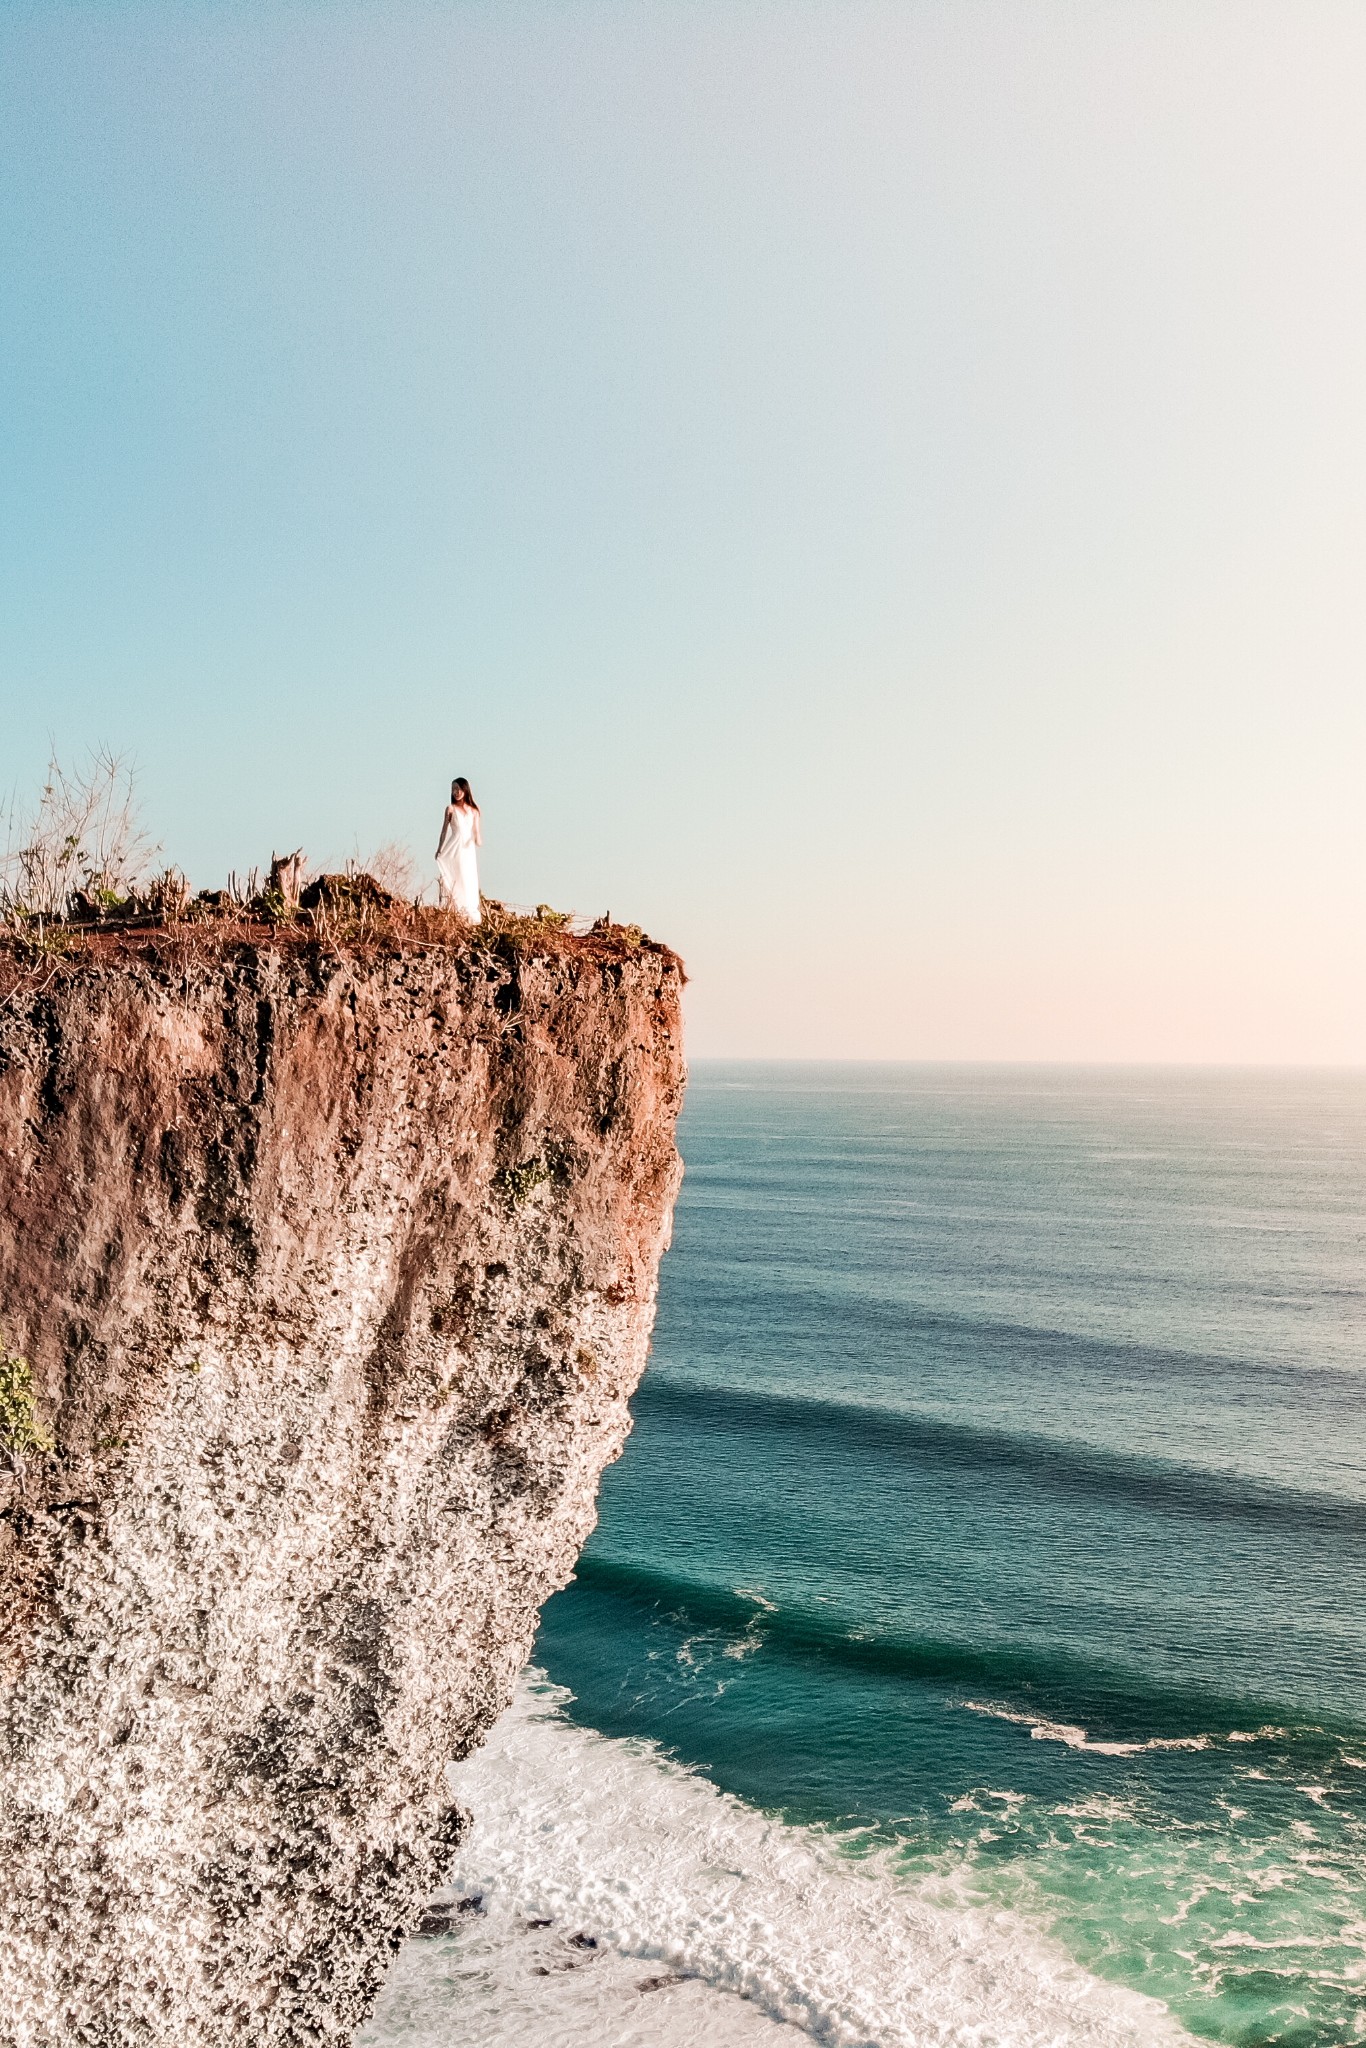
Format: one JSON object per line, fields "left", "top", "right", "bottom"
{"left": 684, "top": 1056, "right": 1366, "bottom": 1071}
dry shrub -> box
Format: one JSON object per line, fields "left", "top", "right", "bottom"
{"left": 1, "top": 750, "right": 160, "bottom": 923}
{"left": 356, "top": 842, "right": 417, "bottom": 899}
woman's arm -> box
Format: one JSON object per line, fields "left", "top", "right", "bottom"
{"left": 473, "top": 811, "right": 482, "bottom": 847}
{"left": 435, "top": 805, "right": 454, "bottom": 857}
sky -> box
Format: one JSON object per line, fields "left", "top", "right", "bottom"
{"left": 2, "top": 0, "right": 1363, "bottom": 1061}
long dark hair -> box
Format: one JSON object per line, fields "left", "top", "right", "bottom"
{"left": 450, "top": 776, "right": 479, "bottom": 810}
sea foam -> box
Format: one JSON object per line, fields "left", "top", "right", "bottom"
{"left": 361, "top": 1674, "right": 1191, "bottom": 2048}
{"left": 959, "top": 1701, "right": 1213, "bottom": 1756}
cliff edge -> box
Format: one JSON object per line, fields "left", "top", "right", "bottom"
{"left": 0, "top": 914, "right": 684, "bottom": 2046}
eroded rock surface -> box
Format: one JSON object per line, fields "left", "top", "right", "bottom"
{"left": 0, "top": 930, "right": 683, "bottom": 2045}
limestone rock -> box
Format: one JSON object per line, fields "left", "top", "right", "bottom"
{"left": 0, "top": 928, "right": 684, "bottom": 2045}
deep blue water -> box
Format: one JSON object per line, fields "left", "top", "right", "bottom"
{"left": 536, "top": 1065, "right": 1366, "bottom": 2048}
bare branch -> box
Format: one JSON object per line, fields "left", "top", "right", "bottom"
{"left": 356, "top": 841, "right": 417, "bottom": 900}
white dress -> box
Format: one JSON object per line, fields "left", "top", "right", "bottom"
{"left": 435, "top": 803, "right": 481, "bottom": 920}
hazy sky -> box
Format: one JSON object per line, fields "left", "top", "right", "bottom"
{"left": 3, "top": 1, "right": 1363, "bottom": 1059}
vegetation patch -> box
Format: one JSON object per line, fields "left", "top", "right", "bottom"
{"left": 0, "top": 1344, "right": 54, "bottom": 1458}
{"left": 494, "top": 1142, "right": 574, "bottom": 1209}
{"left": 494, "top": 1157, "right": 554, "bottom": 1207}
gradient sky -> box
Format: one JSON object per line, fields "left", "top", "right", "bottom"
{"left": 2, "top": 1, "right": 1363, "bottom": 1059}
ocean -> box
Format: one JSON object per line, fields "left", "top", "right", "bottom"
{"left": 361, "top": 1064, "right": 1366, "bottom": 2048}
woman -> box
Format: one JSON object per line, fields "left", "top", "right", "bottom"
{"left": 435, "top": 777, "right": 482, "bottom": 921}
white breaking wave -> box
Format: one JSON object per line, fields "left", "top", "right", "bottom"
{"left": 959, "top": 1702, "right": 1211, "bottom": 1757}
{"left": 360, "top": 1674, "right": 1191, "bottom": 2048}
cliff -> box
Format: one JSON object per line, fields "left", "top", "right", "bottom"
{"left": 0, "top": 914, "right": 684, "bottom": 2046}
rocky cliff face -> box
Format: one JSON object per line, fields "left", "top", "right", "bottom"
{"left": 0, "top": 924, "right": 684, "bottom": 2046}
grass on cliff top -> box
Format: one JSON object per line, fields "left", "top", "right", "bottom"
{"left": 0, "top": 884, "right": 682, "bottom": 1009}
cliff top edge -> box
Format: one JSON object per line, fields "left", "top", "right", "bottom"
{"left": 0, "top": 894, "right": 684, "bottom": 1006}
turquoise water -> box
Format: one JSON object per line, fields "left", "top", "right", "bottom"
{"left": 535, "top": 1065, "right": 1366, "bottom": 2048}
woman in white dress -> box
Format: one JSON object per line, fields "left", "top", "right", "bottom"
{"left": 435, "top": 777, "right": 482, "bottom": 920}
